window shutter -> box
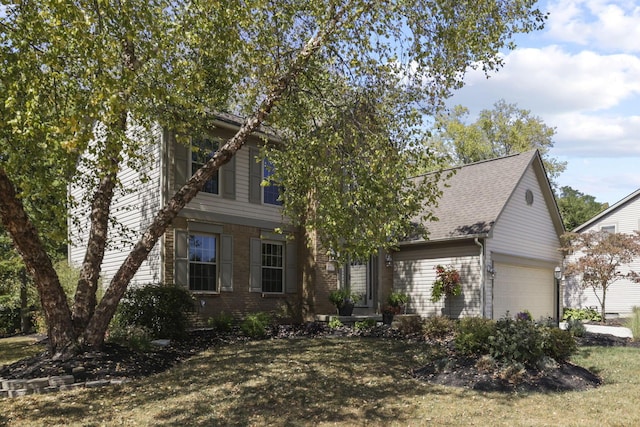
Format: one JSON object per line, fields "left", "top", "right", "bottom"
{"left": 220, "top": 234, "right": 233, "bottom": 292}
{"left": 249, "top": 237, "right": 262, "bottom": 292}
{"left": 221, "top": 156, "right": 236, "bottom": 199}
{"left": 285, "top": 240, "right": 298, "bottom": 294}
{"left": 174, "top": 230, "right": 188, "bottom": 287}
{"left": 174, "top": 137, "right": 190, "bottom": 188}
{"left": 248, "top": 147, "right": 262, "bottom": 204}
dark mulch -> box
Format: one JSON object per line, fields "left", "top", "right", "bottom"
{"left": 1, "top": 325, "right": 637, "bottom": 394}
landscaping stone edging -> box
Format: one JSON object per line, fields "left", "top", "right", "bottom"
{"left": 1, "top": 374, "right": 129, "bottom": 398}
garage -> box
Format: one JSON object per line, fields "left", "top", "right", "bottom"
{"left": 493, "top": 263, "right": 555, "bottom": 320}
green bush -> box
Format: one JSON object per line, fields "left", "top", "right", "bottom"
{"left": 488, "top": 317, "right": 544, "bottom": 367}
{"left": 354, "top": 318, "right": 377, "bottom": 330}
{"left": 107, "top": 324, "right": 153, "bottom": 352}
{"left": 565, "top": 318, "right": 586, "bottom": 337}
{"left": 563, "top": 307, "right": 602, "bottom": 322}
{"left": 422, "top": 316, "right": 453, "bottom": 340}
{"left": 208, "top": 312, "right": 235, "bottom": 333}
{"left": 328, "top": 317, "right": 343, "bottom": 329}
{"left": 540, "top": 326, "right": 577, "bottom": 362}
{"left": 454, "top": 317, "right": 495, "bottom": 356}
{"left": 626, "top": 306, "right": 640, "bottom": 341}
{"left": 114, "top": 284, "right": 194, "bottom": 339}
{"left": 240, "top": 312, "right": 272, "bottom": 338}
{"left": 0, "top": 306, "right": 21, "bottom": 336}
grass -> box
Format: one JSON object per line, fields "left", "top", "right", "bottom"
{"left": 0, "top": 335, "right": 45, "bottom": 366}
{"left": 0, "top": 337, "right": 639, "bottom": 426}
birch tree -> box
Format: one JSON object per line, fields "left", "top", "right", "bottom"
{"left": 0, "top": 0, "right": 546, "bottom": 355}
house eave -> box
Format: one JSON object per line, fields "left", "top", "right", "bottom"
{"left": 398, "top": 233, "right": 489, "bottom": 247}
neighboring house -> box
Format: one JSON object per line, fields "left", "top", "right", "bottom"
{"left": 68, "top": 113, "right": 337, "bottom": 321}
{"left": 564, "top": 189, "right": 640, "bottom": 316}
{"left": 380, "top": 150, "right": 565, "bottom": 321}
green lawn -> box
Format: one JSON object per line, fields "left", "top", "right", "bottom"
{"left": 0, "top": 335, "right": 45, "bottom": 366}
{"left": 1, "top": 337, "right": 639, "bottom": 426}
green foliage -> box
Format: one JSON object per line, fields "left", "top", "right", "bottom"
{"left": 240, "top": 312, "right": 272, "bottom": 339}
{"left": 107, "top": 325, "right": 153, "bottom": 353}
{"left": 388, "top": 291, "right": 409, "bottom": 307}
{"left": 208, "top": 312, "right": 234, "bottom": 333}
{"left": 564, "top": 319, "right": 587, "bottom": 337}
{"left": 557, "top": 186, "right": 608, "bottom": 231}
{"left": 354, "top": 318, "right": 377, "bottom": 330}
{"left": 540, "top": 326, "right": 577, "bottom": 362}
{"left": 563, "top": 307, "right": 602, "bottom": 322}
{"left": 328, "top": 289, "right": 360, "bottom": 309}
{"left": 431, "top": 265, "right": 462, "bottom": 302}
{"left": 114, "top": 284, "right": 194, "bottom": 339}
{"left": 454, "top": 317, "right": 495, "bottom": 356}
{"left": 488, "top": 317, "right": 545, "bottom": 367}
{"left": 328, "top": 317, "right": 343, "bottom": 329}
{"left": 432, "top": 100, "right": 565, "bottom": 185}
{"left": 626, "top": 307, "right": 640, "bottom": 341}
{"left": 422, "top": 316, "right": 454, "bottom": 340}
{"left": 0, "top": 306, "right": 21, "bottom": 337}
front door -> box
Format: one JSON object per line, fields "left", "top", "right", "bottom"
{"left": 345, "top": 255, "right": 377, "bottom": 308}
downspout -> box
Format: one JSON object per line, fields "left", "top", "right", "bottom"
{"left": 474, "top": 238, "right": 485, "bottom": 318}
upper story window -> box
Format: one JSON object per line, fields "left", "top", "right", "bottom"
{"left": 263, "top": 158, "right": 282, "bottom": 205}
{"left": 192, "top": 137, "right": 219, "bottom": 195}
{"left": 601, "top": 225, "right": 616, "bottom": 234}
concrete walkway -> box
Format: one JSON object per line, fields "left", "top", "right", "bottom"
{"left": 560, "top": 322, "right": 633, "bottom": 338}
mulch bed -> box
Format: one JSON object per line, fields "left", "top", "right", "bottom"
{"left": 1, "top": 325, "right": 638, "bottom": 394}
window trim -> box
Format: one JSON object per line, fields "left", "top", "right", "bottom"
{"left": 191, "top": 136, "right": 221, "bottom": 196}
{"left": 600, "top": 224, "right": 616, "bottom": 234}
{"left": 260, "top": 240, "right": 285, "bottom": 294}
{"left": 188, "top": 233, "right": 220, "bottom": 293}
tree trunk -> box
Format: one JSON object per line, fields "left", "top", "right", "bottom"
{"left": 301, "top": 228, "right": 318, "bottom": 322}
{"left": 73, "top": 140, "right": 121, "bottom": 335}
{"left": 0, "top": 168, "right": 76, "bottom": 354}
{"left": 20, "top": 268, "right": 29, "bottom": 333}
{"left": 601, "top": 284, "right": 607, "bottom": 322}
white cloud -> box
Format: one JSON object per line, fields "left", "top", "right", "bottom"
{"left": 546, "top": 0, "right": 640, "bottom": 53}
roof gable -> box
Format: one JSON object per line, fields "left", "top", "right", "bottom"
{"left": 574, "top": 188, "right": 640, "bottom": 232}
{"left": 409, "top": 150, "right": 563, "bottom": 242}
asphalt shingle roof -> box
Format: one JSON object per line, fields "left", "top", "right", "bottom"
{"left": 412, "top": 150, "right": 538, "bottom": 242}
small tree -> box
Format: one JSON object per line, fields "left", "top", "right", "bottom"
{"left": 562, "top": 231, "right": 640, "bottom": 322}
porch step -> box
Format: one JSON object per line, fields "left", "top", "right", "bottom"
{"left": 316, "top": 314, "right": 383, "bottom": 324}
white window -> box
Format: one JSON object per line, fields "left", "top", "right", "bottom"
{"left": 191, "top": 137, "right": 220, "bottom": 195}
{"left": 261, "top": 241, "right": 284, "bottom": 293}
{"left": 600, "top": 225, "right": 615, "bottom": 234}
{"left": 188, "top": 234, "right": 218, "bottom": 292}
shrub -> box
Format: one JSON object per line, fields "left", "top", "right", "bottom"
{"left": 240, "top": 312, "right": 272, "bottom": 338}
{"left": 107, "top": 325, "right": 153, "bottom": 352}
{"left": 565, "top": 318, "right": 586, "bottom": 337}
{"left": 422, "top": 316, "right": 453, "bottom": 340}
{"left": 0, "top": 305, "right": 21, "bottom": 336}
{"left": 488, "top": 317, "right": 544, "bottom": 367}
{"left": 455, "top": 317, "right": 495, "bottom": 356}
{"left": 208, "top": 312, "right": 234, "bottom": 333}
{"left": 328, "top": 317, "right": 343, "bottom": 329}
{"left": 562, "top": 307, "right": 602, "bottom": 322}
{"left": 626, "top": 306, "right": 640, "bottom": 341}
{"left": 354, "top": 318, "right": 377, "bottom": 330}
{"left": 540, "top": 326, "right": 577, "bottom": 362}
{"left": 114, "top": 284, "right": 194, "bottom": 339}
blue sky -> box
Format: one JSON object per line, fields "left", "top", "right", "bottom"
{"left": 446, "top": 0, "right": 640, "bottom": 206}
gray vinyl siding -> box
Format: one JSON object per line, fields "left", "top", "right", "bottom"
{"left": 393, "top": 243, "right": 482, "bottom": 318}
{"left": 487, "top": 166, "right": 562, "bottom": 263}
{"left": 565, "top": 194, "right": 640, "bottom": 316}
{"left": 169, "top": 135, "right": 283, "bottom": 226}
{"left": 68, "top": 123, "right": 163, "bottom": 288}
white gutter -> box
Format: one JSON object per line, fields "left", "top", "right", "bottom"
{"left": 474, "top": 238, "right": 485, "bottom": 318}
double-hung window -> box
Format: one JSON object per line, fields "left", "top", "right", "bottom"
{"left": 261, "top": 241, "right": 284, "bottom": 293}
{"left": 263, "top": 158, "right": 282, "bottom": 205}
{"left": 188, "top": 234, "right": 218, "bottom": 292}
{"left": 192, "top": 137, "right": 219, "bottom": 195}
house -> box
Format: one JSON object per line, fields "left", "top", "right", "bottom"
{"left": 564, "top": 189, "right": 640, "bottom": 317}
{"left": 379, "top": 150, "right": 565, "bottom": 321}
{"left": 68, "top": 113, "right": 338, "bottom": 321}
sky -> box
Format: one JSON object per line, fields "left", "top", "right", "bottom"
{"left": 446, "top": 0, "right": 640, "bottom": 206}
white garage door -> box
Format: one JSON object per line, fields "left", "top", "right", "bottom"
{"left": 493, "top": 263, "right": 554, "bottom": 320}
